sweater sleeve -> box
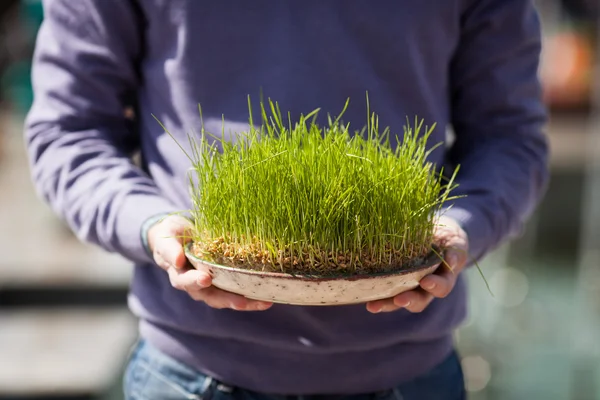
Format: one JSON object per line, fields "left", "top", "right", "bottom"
{"left": 24, "top": 0, "right": 180, "bottom": 264}
{"left": 442, "top": 0, "right": 550, "bottom": 261}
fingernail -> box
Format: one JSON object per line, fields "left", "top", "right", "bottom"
{"left": 197, "top": 276, "right": 210, "bottom": 287}
{"left": 256, "top": 303, "right": 270, "bottom": 310}
{"left": 446, "top": 255, "right": 457, "bottom": 268}
{"left": 370, "top": 306, "right": 382, "bottom": 313}
{"left": 423, "top": 281, "right": 436, "bottom": 290}
{"left": 402, "top": 301, "right": 411, "bottom": 308}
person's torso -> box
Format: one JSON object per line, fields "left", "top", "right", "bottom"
{"left": 134, "top": 0, "right": 461, "bottom": 209}
{"left": 128, "top": 0, "right": 467, "bottom": 382}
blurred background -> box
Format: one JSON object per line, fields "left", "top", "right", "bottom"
{"left": 0, "top": 0, "right": 598, "bottom": 399}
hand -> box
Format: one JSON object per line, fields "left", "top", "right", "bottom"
{"left": 366, "top": 216, "right": 469, "bottom": 313}
{"left": 147, "top": 215, "right": 273, "bottom": 311}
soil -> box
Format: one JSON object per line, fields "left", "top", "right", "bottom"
{"left": 191, "top": 237, "right": 437, "bottom": 276}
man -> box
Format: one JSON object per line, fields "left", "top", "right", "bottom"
{"left": 25, "top": 1, "right": 549, "bottom": 399}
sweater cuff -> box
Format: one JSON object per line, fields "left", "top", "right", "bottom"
{"left": 140, "top": 213, "right": 172, "bottom": 259}
{"left": 115, "top": 194, "right": 181, "bottom": 264}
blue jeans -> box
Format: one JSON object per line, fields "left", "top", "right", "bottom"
{"left": 124, "top": 340, "right": 466, "bottom": 400}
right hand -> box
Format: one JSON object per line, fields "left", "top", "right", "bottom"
{"left": 147, "top": 215, "right": 273, "bottom": 311}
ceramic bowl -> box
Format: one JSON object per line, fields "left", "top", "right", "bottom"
{"left": 185, "top": 243, "right": 442, "bottom": 306}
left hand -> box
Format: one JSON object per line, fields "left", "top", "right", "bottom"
{"left": 366, "top": 216, "right": 469, "bottom": 313}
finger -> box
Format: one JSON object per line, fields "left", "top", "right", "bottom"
{"left": 168, "top": 267, "right": 212, "bottom": 291}
{"left": 192, "top": 287, "right": 273, "bottom": 311}
{"left": 169, "top": 217, "right": 195, "bottom": 246}
{"left": 366, "top": 298, "right": 400, "bottom": 313}
{"left": 153, "top": 251, "right": 171, "bottom": 271}
{"left": 393, "top": 289, "right": 434, "bottom": 313}
{"left": 442, "top": 249, "right": 467, "bottom": 273}
{"left": 157, "top": 237, "right": 189, "bottom": 269}
{"left": 153, "top": 216, "right": 194, "bottom": 269}
{"left": 367, "top": 286, "right": 435, "bottom": 313}
{"left": 419, "top": 249, "right": 466, "bottom": 297}
{"left": 419, "top": 273, "right": 456, "bottom": 298}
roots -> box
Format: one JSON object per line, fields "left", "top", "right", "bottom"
{"left": 191, "top": 236, "right": 432, "bottom": 276}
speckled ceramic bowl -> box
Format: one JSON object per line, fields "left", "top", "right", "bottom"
{"left": 185, "top": 243, "right": 442, "bottom": 306}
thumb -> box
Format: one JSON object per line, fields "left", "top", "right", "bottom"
{"left": 161, "top": 236, "right": 190, "bottom": 269}
{"left": 150, "top": 215, "right": 194, "bottom": 269}
{"left": 443, "top": 247, "right": 463, "bottom": 272}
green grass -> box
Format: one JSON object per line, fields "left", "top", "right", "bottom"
{"left": 160, "top": 97, "right": 459, "bottom": 275}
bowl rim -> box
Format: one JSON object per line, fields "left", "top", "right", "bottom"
{"left": 184, "top": 242, "right": 443, "bottom": 281}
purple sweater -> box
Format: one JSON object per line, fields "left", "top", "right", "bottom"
{"left": 25, "top": 0, "right": 548, "bottom": 394}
